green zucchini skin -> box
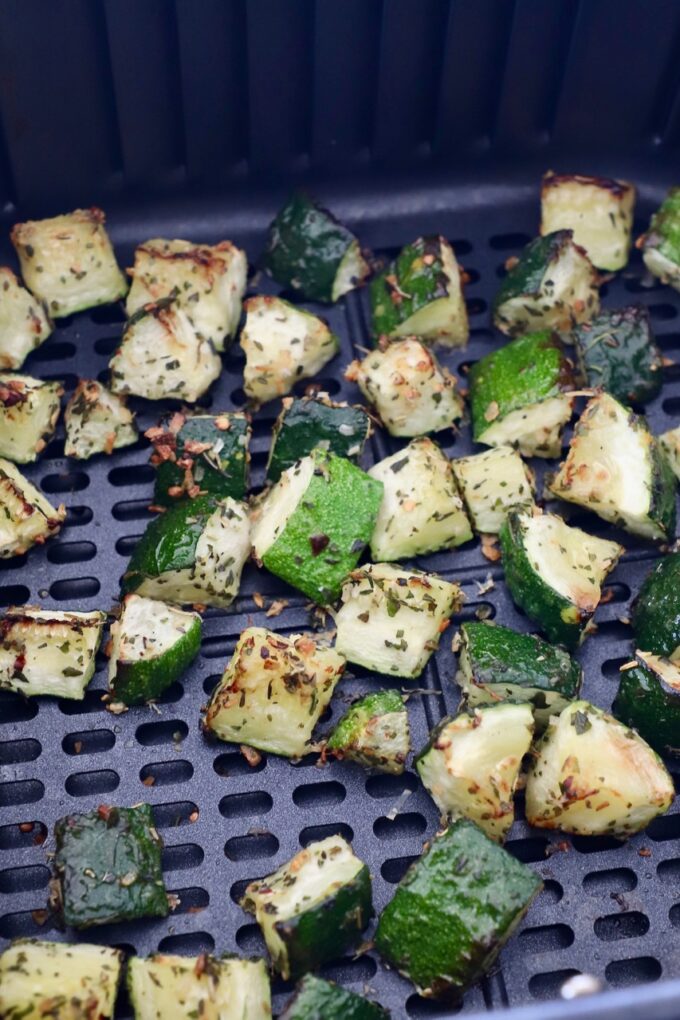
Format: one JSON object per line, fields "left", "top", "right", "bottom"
{"left": 280, "top": 975, "right": 389, "bottom": 1020}
{"left": 149, "top": 411, "right": 250, "bottom": 505}
{"left": 572, "top": 305, "right": 663, "bottom": 405}
{"left": 639, "top": 187, "right": 680, "bottom": 282}
{"left": 614, "top": 653, "right": 680, "bottom": 757}
{"left": 52, "top": 804, "right": 168, "bottom": 929}
{"left": 262, "top": 191, "right": 366, "bottom": 302}
{"left": 121, "top": 497, "right": 214, "bottom": 594}
{"left": 494, "top": 233, "right": 568, "bottom": 311}
{"left": 374, "top": 818, "right": 542, "bottom": 999}
{"left": 266, "top": 396, "right": 371, "bottom": 484}
{"left": 631, "top": 553, "right": 680, "bottom": 657}
{"left": 326, "top": 688, "right": 410, "bottom": 773}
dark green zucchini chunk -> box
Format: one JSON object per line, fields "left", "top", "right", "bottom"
{"left": 240, "top": 835, "right": 372, "bottom": 980}
{"left": 147, "top": 410, "right": 250, "bottom": 505}
{"left": 572, "top": 306, "right": 662, "bottom": 405}
{"left": 638, "top": 186, "right": 680, "bottom": 290}
{"left": 262, "top": 191, "right": 369, "bottom": 303}
{"left": 457, "top": 621, "right": 582, "bottom": 728}
{"left": 326, "top": 689, "right": 410, "bottom": 774}
{"left": 614, "top": 652, "right": 680, "bottom": 757}
{"left": 280, "top": 974, "right": 389, "bottom": 1020}
{"left": 52, "top": 803, "right": 168, "bottom": 929}
{"left": 631, "top": 553, "right": 680, "bottom": 658}
{"left": 374, "top": 818, "right": 542, "bottom": 999}
{"left": 267, "top": 395, "right": 371, "bottom": 484}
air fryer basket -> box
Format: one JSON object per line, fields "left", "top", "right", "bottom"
{"left": 1, "top": 2, "right": 680, "bottom": 1018}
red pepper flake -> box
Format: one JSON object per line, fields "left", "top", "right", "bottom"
{"left": 309, "top": 534, "right": 330, "bottom": 556}
{"left": 31, "top": 909, "right": 49, "bottom": 927}
{"left": 638, "top": 846, "right": 652, "bottom": 858}
{"left": 19, "top": 821, "right": 34, "bottom": 833}
{"left": 240, "top": 745, "right": 263, "bottom": 768}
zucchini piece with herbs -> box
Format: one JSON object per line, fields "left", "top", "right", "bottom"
{"left": 572, "top": 305, "right": 663, "bottom": 405}
{"left": 241, "top": 295, "right": 339, "bottom": 406}
{"left": 452, "top": 446, "right": 535, "bottom": 534}
{"left": 52, "top": 803, "right": 168, "bottom": 929}
{"left": 660, "top": 426, "right": 680, "bottom": 481}
{"left": 127, "top": 954, "right": 271, "bottom": 1020}
{"left": 416, "top": 703, "right": 534, "bottom": 841}
{"left": 368, "top": 437, "right": 472, "bottom": 560}
{"left": 540, "top": 172, "right": 636, "bottom": 271}
{"left": 251, "top": 449, "right": 382, "bottom": 605}
{"left": 493, "top": 230, "right": 599, "bottom": 337}
{"left": 241, "top": 835, "right": 372, "bottom": 980}
{"left": 371, "top": 236, "right": 468, "bottom": 347}
{"left": 457, "top": 621, "right": 582, "bottom": 728}
{"left": 637, "top": 186, "right": 680, "bottom": 290}
{"left": 500, "top": 510, "right": 623, "bottom": 650}
{"left": 468, "top": 330, "right": 576, "bottom": 458}
{"left": 266, "top": 394, "right": 371, "bottom": 484}
{"left": 0, "top": 458, "right": 65, "bottom": 558}
{"left": 204, "top": 627, "right": 344, "bottom": 758}
{"left": 326, "top": 689, "right": 410, "bottom": 774}
{"left": 280, "top": 975, "right": 389, "bottom": 1020}
{"left": 374, "top": 818, "right": 542, "bottom": 999}
{"left": 346, "top": 337, "right": 464, "bottom": 437}
{"left": 0, "top": 266, "right": 52, "bottom": 370}
{"left": 0, "top": 939, "right": 123, "bottom": 1020}
{"left": 110, "top": 298, "right": 221, "bottom": 403}
{"left": 122, "top": 495, "right": 250, "bottom": 608}
{"left": 0, "top": 374, "right": 62, "bottom": 464}
{"left": 11, "top": 207, "right": 127, "bottom": 317}
{"left": 334, "top": 563, "right": 463, "bottom": 678}
{"left": 549, "top": 391, "right": 676, "bottom": 541}
{"left": 64, "top": 379, "right": 138, "bottom": 459}
{"left": 526, "top": 700, "right": 674, "bottom": 837}
{"left": 614, "top": 652, "right": 680, "bottom": 757}
{"left": 108, "top": 595, "right": 201, "bottom": 707}
{"left": 262, "top": 191, "right": 369, "bottom": 303}
{"left": 147, "top": 410, "right": 250, "bottom": 505}
{"left": 125, "top": 237, "right": 247, "bottom": 351}
{"left": 631, "top": 553, "right": 680, "bottom": 658}
{"left": 0, "top": 607, "right": 105, "bottom": 699}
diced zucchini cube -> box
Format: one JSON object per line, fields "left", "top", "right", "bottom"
{"left": 631, "top": 552, "right": 680, "bottom": 658}
{"left": 660, "top": 426, "right": 680, "bottom": 481}
{"left": 326, "top": 688, "right": 410, "bottom": 774}
{"left": 0, "top": 606, "right": 105, "bottom": 699}
{"left": 334, "top": 563, "right": 463, "bottom": 678}
{"left": 572, "top": 304, "right": 663, "bottom": 405}
{"left": 526, "top": 700, "right": 674, "bottom": 837}
{"left": 280, "top": 975, "right": 388, "bottom": 1020}
{"left": 241, "top": 835, "right": 372, "bottom": 979}
{"left": 204, "top": 626, "right": 345, "bottom": 757}
{"left": 541, "top": 171, "right": 636, "bottom": 271}
{"left": 64, "top": 379, "right": 138, "bottom": 460}
{"left": 416, "top": 703, "right": 535, "bottom": 842}
{"left": 11, "top": 208, "right": 127, "bottom": 317}
{"left": 262, "top": 190, "right": 369, "bottom": 303}
{"left": 368, "top": 437, "right": 472, "bottom": 559}
{"left": 241, "top": 296, "right": 339, "bottom": 406}
{"left": 108, "top": 595, "right": 201, "bottom": 707}
{"left": 468, "top": 330, "right": 576, "bottom": 458}
{"left": 549, "top": 391, "right": 676, "bottom": 541}
{"left": 0, "top": 266, "right": 52, "bottom": 369}
{"left": 110, "top": 298, "right": 221, "bottom": 403}
{"left": 0, "top": 939, "right": 123, "bottom": 1020}
{"left": 146, "top": 410, "right": 250, "bottom": 505}
{"left": 614, "top": 651, "right": 680, "bottom": 758}
{"left": 122, "top": 495, "right": 250, "bottom": 609}
{"left": 375, "top": 818, "right": 542, "bottom": 998}
{"left": 500, "top": 510, "right": 623, "bottom": 650}
{"left": 371, "top": 235, "right": 468, "bottom": 347}
{"left": 266, "top": 394, "right": 371, "bottom": 484}
{"left": 493, "top": 230, "right": 600, "bottom": 336}
{"left": 126, "top": 237, "right": 247, "bottom": 351}
{"left": 0, "top": 458, "right": 65, "bottom": 557}
{"left": 452, "top": 446, "right": 535, "bottom": 534}
{"left": 0, "top": 374, "right": 62, "bottom": 463}
{"left": 127, "top": 954, "right": 271, "bottom": 1020}
{"left": 457, "top": 621, "right": 582, "bottom": 729}
{"left": 251, "top": 449, "right": 383, "bottom": 605}
{"left": 346, "top": 338, "right": 464, "bottom": 438}
{"left": 638, "top": 186, "right": 680, "bottom": 290}
{"left": 52, "top": 803, "right": 168, "bottom": 928}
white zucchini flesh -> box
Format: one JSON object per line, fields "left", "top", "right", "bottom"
{"left": 368, "top": 437, "right": 472, "bottom": 559}
{"left": 497, "top": 240, "right": 599, "bottom": 334}
{"left": 108, "top": 595, "right": 198, "bottom": 678}
{"left": 127, "top": 954, "right": 271, "bottom": 1020}
{"left": 0, "top": 374, "right": 62, "bottom": 464}
{"left": 0, "top": 267, "right": 52, "bottom": 370}
{"left": 476, "top": 394, "right": 573, "bottom": 459}
{"left": 0, "top": 458, "right": 65, "bottom": 557}
{"left": 389, "top": 241, "right": 469, "bottom": 348}
{"left": 541, "top": 174, "right": 635, "bottom": 271}
{"left": 660, "top": 426, "right": 680, "bottom": 480}
{"left": 64, "top": 380, "right": 137, "bottom": 459}
{"left": 643, "top": 246, "right": 680, "bottom": 292}
{"left": 125, "top": 237, "right": 247, "bottom": 351}
{"left": 452, "top": 446, "right": 535, "bottom": 533}
{"left": 251, "top": 455, "right": 315, "bottom": 559}
{"left": 526, "top": 700, "right": 675, "bottom": 837}
{"left": 241, "top": 296, "right": 338, "bottom": 405}
{"left": 417, "top": 703, "right": 535, "bottom": 841}
{"left": 333, "top": 239, "right": 370, "bottom": 301}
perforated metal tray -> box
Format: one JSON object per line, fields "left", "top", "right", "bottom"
{"left": 1, "top": 194, "right": 679, "bottom": 1020}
